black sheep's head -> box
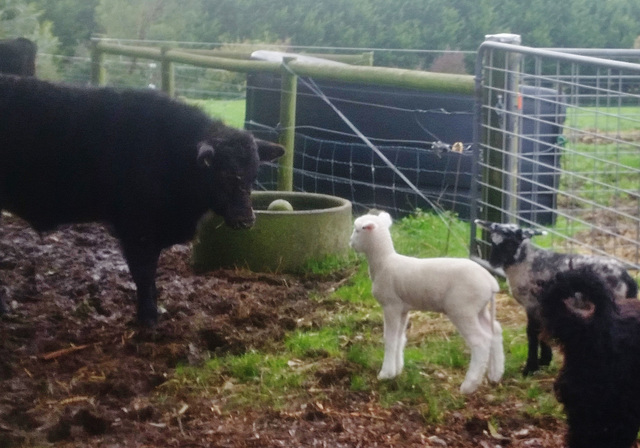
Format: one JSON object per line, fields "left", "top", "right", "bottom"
{"left": 197, "top": 126, "right": 283, "bottom": 230}
{"left": 475, "top": 220, "right": 546, "bottom": 268}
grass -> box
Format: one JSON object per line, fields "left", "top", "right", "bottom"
{"left": 566, "top": 105, "right": 640, "bottom": 132}
{"left": 562, "top": 106, "right": 640, "bottom": 202}
{"left": 185, "top": 98, "right": 246, "bottom": 128}
{"left": 169, "top": 210, "right": 560, "bottom": 425}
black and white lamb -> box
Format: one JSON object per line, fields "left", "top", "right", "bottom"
{"left": 539, "top": 267, "right": 640, "bottom": 448}
{"left": 475, "top": 220, "right": 638, "bottom": 375}
{"left": 351, "top": 212, "right": 504, "bottom": 394}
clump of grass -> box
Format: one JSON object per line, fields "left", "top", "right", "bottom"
{"left": 392, "top": 209, "right": 470, "bottom": 258}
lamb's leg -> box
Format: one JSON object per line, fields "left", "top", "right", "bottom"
{"left": 477, "top": 306, "right": 504, "bottom": 384}
{"left": 523, "top": 311, "right": 542, "bottom": 376}
{"left": 378, "top": 305, "right": 405, "bottom": 379}
{"left": 487, "top": 319, "right": 505, "bottom": 383}
{"left": 395, "top": 310, "right": 410, "bottom": 374}
{"left": 454, "top": 316, "right": 491, "bottom": 394}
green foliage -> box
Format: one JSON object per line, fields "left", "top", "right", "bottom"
{"left": 0, "top": 0, "right": 60, "bottom": 77}
{"left": 1, "top": 0, "right": 43, "bottom": 38}
{"left": 31, "top": 0, "right": 99, "bottom": 56}
{"left": 9, "top": 0, "right": 640, "bottom": 73}
{"left": 94, "top": 0, "right": 205, "bottom": 42}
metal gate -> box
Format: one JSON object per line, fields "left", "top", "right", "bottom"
{"left": 471, "top": 34, "right": 640, "bottom": 271}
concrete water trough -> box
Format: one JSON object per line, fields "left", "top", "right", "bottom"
{"left": 192, "top": 191, "right": 353, "bottom": 273}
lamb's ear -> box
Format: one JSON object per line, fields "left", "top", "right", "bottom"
{"left": 361, "top": 220, "right": 377, "bottom": 231}
{"left": 256, "top": 139, "right": 285, "bottom": 162}
{"left": 379, "top": 212, "right": 393, "bottom": 228}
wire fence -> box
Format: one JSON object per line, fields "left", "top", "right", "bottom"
{"left": 471, "top": 39, "right": 640, "bottom": 271}
{"left": 38, "top": 41, "right": 640, "bottom": 269}
{"left": 46, "top": 46, "right": 476, "bottom": 220}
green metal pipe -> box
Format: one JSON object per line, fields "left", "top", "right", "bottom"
{"left": 160, "top": 46, "right": 175, "bottom": 96}
{"left": 90, "top": 43, "right": 106, "bottom": 86}
{"left": 94, "top": 42, "right": 474, "bottom": 94}
{"left": 277, "top": 58, "right": 297, "bottom": 192}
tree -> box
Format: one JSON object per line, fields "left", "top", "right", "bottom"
{"left": 95, "top": 0, "right": 205, "bottom": 42}
{"left": 32, "top": 0, "right": 99, "bottom": 56}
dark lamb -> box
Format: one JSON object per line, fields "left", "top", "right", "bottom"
{"left": 0, "top": 75, "right": 284, "bottom": 325}
{"left": 0, "top": 37, "right": 37, "bottom": 76}
{"left": 475, "top": 220, "right": 637, "bottom": 375}
{"left": 540, "top": 267, "right": 640, "bottom": 448}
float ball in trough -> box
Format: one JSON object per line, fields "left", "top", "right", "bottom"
{"left": 267, "top": 199, "right": 294, "bottom": 212}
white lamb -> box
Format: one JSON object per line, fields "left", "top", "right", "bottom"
{"left": 349, "top": 211, "right": 504, "bottom": 394}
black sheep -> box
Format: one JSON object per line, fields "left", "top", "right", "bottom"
{"left": 540, "top": 267, "right": 640, "bottom": 448}
{"left": 475, "top": 219, "right": 637, "bottom": 375}
{"left": 0, "top": 75, "right": 284, "bottom": 325}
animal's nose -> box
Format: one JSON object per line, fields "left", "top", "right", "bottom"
{"left": 226, "top": 212, "right": 256, "bottom": 230}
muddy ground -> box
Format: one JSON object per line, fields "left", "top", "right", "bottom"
{"left": 0, "top": 212, "right": 572, "bottom": 448}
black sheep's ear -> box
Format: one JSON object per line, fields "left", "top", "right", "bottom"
{"left": 256, "top": 139, "right": 285, "bottom": 162}
{"left": 197, "top": 142, "right": 215, "bottom": 168}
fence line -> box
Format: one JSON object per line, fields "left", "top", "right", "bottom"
{"left": 49, "top": 39, "right": 640, "bottom": 268}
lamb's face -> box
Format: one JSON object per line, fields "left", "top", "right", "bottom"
{"left": 350, "top": 212, "right": 393, "bottom": 253}
{"left": 350, "top": 216, "right": 374, "bottom": 253}
{"left": 475, "top": 220, "right": 545, "bottom": 268}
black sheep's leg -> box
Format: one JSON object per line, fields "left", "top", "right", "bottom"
{"left": 539, "top": 340, "right": 553, "bottom": 367}
{"left": 0, "top": 287, "right": 7, "bottom": 314}
{"left": 523, "top": 311, "right": 542, "bottom": 376}
{"left": 121, "top": 239, "right": 161, "bottom": 326}
{"left": 0, "top": 208, "right": 5, "bottom": 315}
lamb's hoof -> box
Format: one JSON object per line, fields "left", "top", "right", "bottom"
{"left": 522, "top": 364, "right": 539, "bottom": 376}
{"left": 377, "top": 370, "right": 398, "bottom": 380}
{"left": 459, "top": 381, "right": 480, "bottom": 395}
{"left": 487, "top": 367, "right": 505, "bottom": 384}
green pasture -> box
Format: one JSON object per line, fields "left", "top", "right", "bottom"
{"left": 555, "top": 105, "right": 640, "bottom": 237}
{"left": 566, "top": 105, "right": 640, "bottom": 132}
{"left": 185, "top": 98, "right": 246, "bottom": 129}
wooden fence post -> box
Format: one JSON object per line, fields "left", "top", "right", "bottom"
{"left": 161, "top": 46, "right": 175, "bottom": 97}
{"left": 90, "top": 42, "right": 105, "bottom": 86}
{"left": 277, "top": 57, "right": 297, "bottom": 192}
